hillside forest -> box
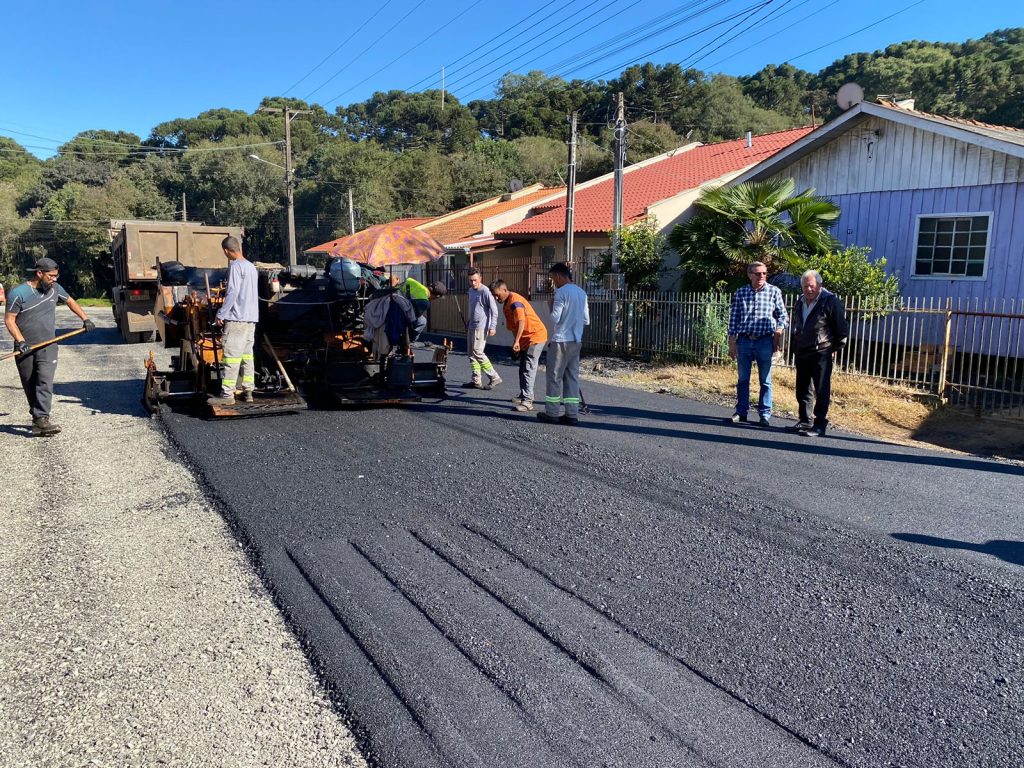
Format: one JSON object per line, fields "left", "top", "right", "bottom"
{"left": 1, "top": 28, "right": 1021, "bottom": 295}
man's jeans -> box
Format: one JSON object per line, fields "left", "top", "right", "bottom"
{"left": 736, "top": 336, "right": 775, "bottom": 418}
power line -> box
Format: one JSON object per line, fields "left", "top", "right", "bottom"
{"left": 436, "top": 0, "right": 617, "bottom": 94}
{"left": 577, "top": 0, "right": 773, "bottom": 82}
{"left": 323, "top": 0, "right": 488, "bottom": 106}
{"left": 681, "top": 0, "right": 796, "bottom": 70}
{"left": 454, "top": 0, "right": 648, "bottom": 100}
{"left": 282, "top": 0, "right": 399, "bottom": 95}
{"left": 702, "top": 0, "right": 840, "bottom": 70}
{"left": 543, "top": 0, "right": 728, "bottom": 80}
{"left": 408, "top": 0, "right": 588, "bottom": 92}
{"left": 784, "top": 0, "right": 929, "bottom": 64}
{"left": 303, "top": 0, "right": 431, "bottom": 102}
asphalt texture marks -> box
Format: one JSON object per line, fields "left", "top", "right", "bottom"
{"left": 160, "top": 350, "right": 1024, "bottom": 768}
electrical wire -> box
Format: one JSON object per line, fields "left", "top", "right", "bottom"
{"left": 303, "top": 0, "right": 431, "bottom": 101}
{"left": 436, "top": 0, "right": 622, "bottom": 94}
{"left": 784, "top": 0, "right": 929, "bottom": 64}
{"left": 454, "top": 0, "right": 648, "bottom": 100}
{"left": 282, "top": 0, "right": 399, "bottom": 95}
{"left": 577, "top": 0, "right": 773, "bottom": 81}
{"left": 543, "top": 0, "right": 727, "bottom": 79}
{"left": 702, "top": 0, "right": 839, "bottom": 70}
{"left": 323, "top": 0, "right": 488, "bottom": 106}
{"left": 681, "top": 0, "right": 796, "bottom": 70}
{"left": 404, "top": 0, "right": 576, "bottom": 92}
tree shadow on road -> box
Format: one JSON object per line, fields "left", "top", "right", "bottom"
{"left": 891, "top": 533, "right": 1024, "bottom": 567}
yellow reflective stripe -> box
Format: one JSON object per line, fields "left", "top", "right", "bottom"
{"left": 563, "top": 397, "right": 581, "bottom": 404}
{"left": 241, "top": 375, "right": 255, "bottom": 383}
{"left": 222, "top": 379, "right": 236, "bottom": 387}
{"left": 241, "top": 354, "right": 254, "bottom": 361}
{"left": 544, "top": 396, "right": 562, "bottom": 403}
{"left": 223, "top": 356, "right": 242, "bottom": 364}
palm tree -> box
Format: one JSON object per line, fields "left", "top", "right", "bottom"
{"left": 669, "top": 178, "right": 840, "bottom": 289}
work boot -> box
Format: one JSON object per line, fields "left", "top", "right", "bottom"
{"left": 239, "top": 390, "right": 255, "bottom": 403}
{"left": 486, "top": 375, "right": 503, "bottom": 389}
{"left": 514, "top": 400, "right": 534, "bottom": 412}
{"left": 462, "top": 380, "right": 482, "bottom": 389}
{"left": 32, "top": 417, "right": 61, "bottom": 436}
{"left": 207, "top": 392, "right": 236, "bottom": 405}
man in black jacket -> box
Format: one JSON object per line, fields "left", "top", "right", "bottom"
{"left": 789, "top": 270, "right": 849, "bottom": 436}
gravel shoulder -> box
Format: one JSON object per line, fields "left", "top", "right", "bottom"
{"left": 0, "top": 308, "right": 366, "bottom": 768}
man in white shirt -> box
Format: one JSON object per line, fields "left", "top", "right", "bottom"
{"left": 538, "top": 262, "right": 589, "bottom": 426}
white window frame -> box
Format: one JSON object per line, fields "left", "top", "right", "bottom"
{"left": 911, "top": 212, "right": 992, "bottom": 281}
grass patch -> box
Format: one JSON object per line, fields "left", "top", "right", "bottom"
{"left": 76, "top": 297, "right": 112, "bottom": 307}
{"left": 592, "top": 361, "right": 1024, "bottom": 461}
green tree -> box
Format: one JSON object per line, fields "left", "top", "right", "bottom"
{"left": 668, "top": 178, "right": 839, "bottom": 289}
{"left": 589, "top": 218, "right": 665, "bottom": 289}
{"left": 789, "top": 246, "right": 900, "bottom": 305}
{"left": 340, "top": 90, "right": 478, "bottom": 153}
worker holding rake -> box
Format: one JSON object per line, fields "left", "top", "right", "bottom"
{"left": 4, "top": 257, "right": 95, "bottom": 436}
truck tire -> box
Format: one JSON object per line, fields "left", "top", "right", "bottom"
{"left": 134, "top": 330, "right": 156, "bottom": 344}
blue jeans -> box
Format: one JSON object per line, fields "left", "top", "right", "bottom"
{"left": 736, "top": 336, "right": 775, "bottom": 418}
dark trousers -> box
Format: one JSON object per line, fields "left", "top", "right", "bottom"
{"left": 16, "top": 346, "right": 58, "bottom": 420}
{"left": 795, "top": 349, "right": 833, "bottom": 428}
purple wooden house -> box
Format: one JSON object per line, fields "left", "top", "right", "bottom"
{"left": 733, "top": 100, "right": 1024, "bottom": 305}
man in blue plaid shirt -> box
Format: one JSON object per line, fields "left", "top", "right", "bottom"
{"left": 727, "top": 261, "right": 789, "bottom": 426}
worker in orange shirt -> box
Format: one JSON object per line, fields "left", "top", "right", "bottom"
{"left": 490, "top": 279, "right": 548, "bottom": 412}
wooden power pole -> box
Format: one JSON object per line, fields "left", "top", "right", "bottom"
{"left": 563, "top": 113, "right": 578, "bottom": 266}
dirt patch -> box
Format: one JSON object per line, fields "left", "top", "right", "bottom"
{"left": 583, "top": 357, "right": 1024, "bottom": 462}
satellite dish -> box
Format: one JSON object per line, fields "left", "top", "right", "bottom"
{"left": 836, "top": 82, "right": 864, "bottom": 111}
{"left": 509, "top": 179, "right": 524, "bottom": 193}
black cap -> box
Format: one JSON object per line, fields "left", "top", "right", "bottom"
{"left": 430, "top": 281, "right": 448, "bottom": 297}
{"left": 27, "top": 257, "right": 59, "bottom": 273}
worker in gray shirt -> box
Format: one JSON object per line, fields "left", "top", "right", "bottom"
{"left": 463, "top": 266, "right": 502, "bottom": 389}
{"left": 208, "top": 236, "right": 259, "bottom": 405}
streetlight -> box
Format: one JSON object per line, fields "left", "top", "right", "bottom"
{"left": 249, "top": 153, "right": 285, "bottom": 170}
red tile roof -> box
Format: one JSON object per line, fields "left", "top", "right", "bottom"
{"left": 420, "top": 186, "right": 562, "bottom": 245}
{"left": 496, "top": 127, "right": 815, "bottom": 237}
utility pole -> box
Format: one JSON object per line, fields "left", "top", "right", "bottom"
{"left": 181, "top": 193, "right": 187, "bottom": 222}
{"left": 258, "top": 106, "right": 312, "bottom": 268}
{"left": 440, "top": 67, "right": 445, "bottom": 112}
{"left": 611, "top": 91, "right": 626, "bottom": 277}
{"left": 563, "top": 112, "right": 578, "bottom": 266}
{"left": 212, "top": 199, "right": 217, "bottom": 221}
{"left": 348, "top": 188, "right": 356, "bottom": 234}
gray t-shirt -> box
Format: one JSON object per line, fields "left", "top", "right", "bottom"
{"left": 6, "top": 281, "right": 70, "bottom": 343}
{"left": 216, "top": 258, "right": 259, "bottom": 323}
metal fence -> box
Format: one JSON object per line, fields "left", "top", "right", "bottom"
{"left": 584, "top": 292, "right": 1024, "bottom": 420}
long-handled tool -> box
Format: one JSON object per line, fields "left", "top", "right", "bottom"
{"left": 1, "top": 327, "right": 87, "bottom": 362}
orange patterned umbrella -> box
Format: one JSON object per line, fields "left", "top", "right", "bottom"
{"left": 330, "top": 223, "right": 446, "bottom": 267}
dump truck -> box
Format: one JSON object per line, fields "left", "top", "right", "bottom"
{"left": 110, "top": 220, "right": 243, "bottom": 343}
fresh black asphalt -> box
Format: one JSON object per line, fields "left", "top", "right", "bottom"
{"left": 159, "top": 350, "right": 1024, "bottom": 768}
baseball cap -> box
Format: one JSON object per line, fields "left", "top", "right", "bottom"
{"left": 28, "top": 257, "right": 59, "bottom": 273}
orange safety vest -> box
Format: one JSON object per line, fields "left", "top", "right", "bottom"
{"left": 502, "top": 291, "right": 548, "bottom": 347}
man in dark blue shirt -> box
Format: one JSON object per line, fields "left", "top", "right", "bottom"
{"left": 4, "top": 258, "right": 95, "bottom": 436}
{"left": 726, "top": 261, "right": 789, "bottom": 427}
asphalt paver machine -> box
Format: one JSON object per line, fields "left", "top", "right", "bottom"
{"left": 142, "top": 258, "right": 448, "bottom": 416}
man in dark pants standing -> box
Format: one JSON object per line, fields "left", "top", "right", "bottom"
{"left": 789, "top": 270, "right": 849, "bottom": 437}
{"left": 4, "top": 257, "right": 95, "bottom": 436}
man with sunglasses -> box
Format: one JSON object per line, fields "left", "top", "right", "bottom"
{"left": 4, "top": 258, "right": 95, "bottom": 436}
{"left": 726, "top": 261, "right": 788, "bottom": 427}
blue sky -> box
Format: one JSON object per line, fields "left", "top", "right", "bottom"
{"left": 0, "top": 0, "right": 1018, "bottom": 157}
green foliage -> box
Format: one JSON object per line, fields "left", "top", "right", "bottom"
{"left": 588, "top": 219, "right": 666, "bottom": 290}
{"left": 789, "top": 246, "right": 901, "bottom": 306}
{"left": 692, "top": 293, "right": 731, "bottom": 364}
{"left": 669, "top": 179, "right": 840, "bottom": 289}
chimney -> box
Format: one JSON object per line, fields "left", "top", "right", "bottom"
{"left": 746, "top": 131, "right": 753, "bottom": 148}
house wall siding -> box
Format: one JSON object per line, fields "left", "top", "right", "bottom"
{"left": 829, "top": 182, "right": 1024, "bottom": 303}
{"left": 781, "top": 117, "right": 1024, "bottom": 195}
